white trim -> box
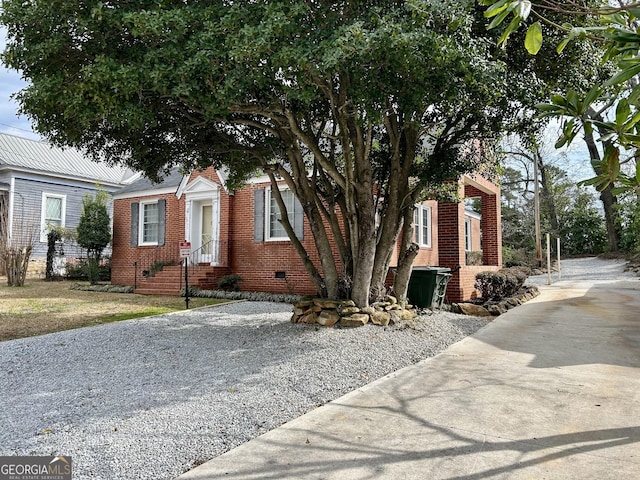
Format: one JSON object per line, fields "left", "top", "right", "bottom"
{"left": 8, "top": 177, "right": 15, "bottom": 247}
{"left": 40, "top": 193, "right": 67, "bottom": 243}
{"left": 464, "top": 217, "right": 473, "bottom": 251}
{"left": 265, "top": 186, "right": 293, "bottom": 241}
{"left": 414, "top": 204, "right": 432, "bottom": 248}
{"left": 183, "top": 177, "right": 222, "bottom": 265}
{"left": 175, "top": 172, "right": 192, "bottom": 199}
{"left": 113, "top": 186, "right": 178, "bottom": 200}
{"left": 138, "top": 199, "right": 160, "bottom": 246}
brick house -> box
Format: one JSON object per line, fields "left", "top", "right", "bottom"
{"left": 111, "top": 167, "right": 501, "bottom": 302}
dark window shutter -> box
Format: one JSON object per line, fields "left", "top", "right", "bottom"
{"left": 157, "top": 199, "right": 166, "bottom": 246}
{"left": 130, "top": 202, "right": 139, "bottom": 246}
{"left": 254, "top": 188, "right": 264, "bottom": 242}
{"left": 294, "top": 197, "right": 304, "bottom": 240}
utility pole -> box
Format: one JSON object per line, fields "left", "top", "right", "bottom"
{"left": 533, "top": 156, "right": 542, "bottom": 267}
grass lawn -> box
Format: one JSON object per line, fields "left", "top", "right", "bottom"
{"left": 0, "top": 277, "right": 228, "bottom": 342}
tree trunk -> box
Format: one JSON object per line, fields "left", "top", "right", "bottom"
{"left": 392, "top": 207, "right": 420, "bottom": 303}
{"left": 536, "top": 152, "right": 560, "bottom": 237}
{"left": 4, "top": 246, "right": 32, "bottom": 287}
{"left": 583, "top": 109, "right": 621, "bottom": 252}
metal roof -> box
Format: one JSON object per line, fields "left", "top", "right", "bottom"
{"left": 0, "top": 132, "right": 136, "bottom": 185}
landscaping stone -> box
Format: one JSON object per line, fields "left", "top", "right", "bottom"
{"left": 339, "top": 306, "right": 360, "bottom": 316}
{"left": 313, "top": 298, "right": 343, "bottom": 309}
{"left": 340, "top": 313, "right": 370, "bottom": 327}
{"left": 455, "top": 303, "right": 491, "bottom": 317}
{"left": 371, "top": 311, "right": 391, "bottom": 326}
{"left": 317, "top": 310, "right": 340, "bottom": 327}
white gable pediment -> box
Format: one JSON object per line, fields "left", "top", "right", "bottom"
{"left": 178, "top": 175, "right": 220, "bottom": 199}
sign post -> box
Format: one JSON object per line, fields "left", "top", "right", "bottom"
{"left": 179, "top": 241, "right": 191, "bottom": 309}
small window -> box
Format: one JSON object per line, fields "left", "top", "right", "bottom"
{"left": 140, "top": 201, "right": 159, "bottom": 245}
{"left": 265, "top": 188, "right": 299, "bottom": 240}
{"left": 464, "top": 218, "right": 472, "bottom": 251}
{"left": 40, "top": 193, "right": 66, "bottom": 242}
{"left": 413, "top": 204, "right": 432, "bottom": 247}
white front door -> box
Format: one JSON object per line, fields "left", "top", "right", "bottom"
{"left": 199, "top": 204, "right": 213, "bottom": 263}
{"left": 184, "top": 177, "right": 221, "bottom": 266}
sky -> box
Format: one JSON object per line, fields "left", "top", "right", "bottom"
{"left": 0, "top": 26, "right": 40, "bottom": 140}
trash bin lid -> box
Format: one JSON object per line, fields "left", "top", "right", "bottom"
{"left": 411, "top": 266, "right": 451, "bottom": 273}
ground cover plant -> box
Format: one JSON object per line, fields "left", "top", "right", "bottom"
{"left": 0, "top": 278, "right": 227, "bottom": 341}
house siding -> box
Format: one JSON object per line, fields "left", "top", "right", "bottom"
{"left": 10, "top": 176, "right": 116, "bottom": 259}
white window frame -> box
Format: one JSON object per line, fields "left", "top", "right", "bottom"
{"left": 139, "top": 199, "right": 160, "bottom": 246}
{"left": 265, "top": 186, "right": 295, "bottom": 241}
{"left": 40, "top": 193, "right": 66, "bottom": 242}
{"left": 464, "top": 217, "right": 472, "bottom": 251}
{"left": 414, "top": 204, "right": 432, "bottom": 248}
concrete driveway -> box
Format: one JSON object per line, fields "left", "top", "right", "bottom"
{"left": 180, "top": 259, "right": 640, "bottom": 479}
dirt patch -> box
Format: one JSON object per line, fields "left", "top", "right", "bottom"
{"left": 0, "top": 278, "right": 226, "bottom": 341}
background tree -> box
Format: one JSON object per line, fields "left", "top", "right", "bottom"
{"left": 76, "top": 190, "right": 111, "bottom": 285}
{"left": 500, "top": 141, "right": 608, "bottom": 260}
{"left": 480, "top": 0, "right": 640, "bottom": 195}
{"left": 559, "top": 190, "right": 608, "bottom": 255}
{"left": 0, "top": 1, "right": 601, "bottom": 305}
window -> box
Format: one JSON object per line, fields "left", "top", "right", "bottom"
{"left": 140, "top": 201, "right": 159, "bottom": 245}
{"left": 414, "top": 205, "right": 431, "bottom": 247}
{"left": 254, "top": 187, "right": 303, "bottom": 242}
{"left": 130, "top": 199, "right": 166, "bottom": 247}
{"left": 464, "top": 218, "right": 472, "bottom": 251}
{"left": 267, "top": 188, "right": 296, "bottom": 240}
{"left": 40, "top": 193, "right": 66, "bottom": 242}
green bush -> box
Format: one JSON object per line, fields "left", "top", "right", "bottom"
{"left": 65, "top": 258, "right": 111, "bottom": 282}
{"left": 474, "top": 266, "right": 531, "bottom": 301}
{"left": 187, "top": 287, "right": 300, "bottom": 304}
{"left": 217, "top": 274, "right": 242, "bottom": 291}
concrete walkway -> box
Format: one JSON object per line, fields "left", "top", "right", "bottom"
{"left": 179, "top": 268, "right": 640, "bottom": 479}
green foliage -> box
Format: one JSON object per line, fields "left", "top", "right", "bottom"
{"left": 188, "top": 287, "right": 301, "bottom": 304}
{"left": 480, "top": 0, "right": 640, "bottom": 194}
{"left": 1, "top": 0, "right": 590, "bottom": 303}
{"left": 65, "top": 258, "right": 112, "bottom": 282}
{"left": 45, "top": 228, "right": 63, "bottom": 281}
{"left": 217, "top": 274, "right": 243, "bottom": 291}
{"left": 69, "top": 282, "right": 133, "bottom": 294}
{"left": 618, "top": 195, "right": 640, "bottom": 252}
{"left": 76, "top": 190, "right": 111, "bottom": 284}
{"left": 146, "top": 260, "right": 175, "bottom": 277}
{"left": 559, "top": 192, "right": 608, "bottom": 255}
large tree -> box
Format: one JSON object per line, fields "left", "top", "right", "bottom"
{"left": 1, "top": 1, "right": 561, "bottom": 305}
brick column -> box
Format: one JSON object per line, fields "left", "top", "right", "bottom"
{"left": 437, "top": 198, "right": 465, "bottom": 302}
{"left": 480, "top": 191, "right": 502, "bottom": 267}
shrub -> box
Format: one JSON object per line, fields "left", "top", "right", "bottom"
{"left": 474, "top": 271, "right": 506, "bottom": 301}
{"left": 217, "top": 274, "right": 242, "bottom": 291}
{"left": 475, "top": 266, "right": 531, "bottom": 301}
{"left": 187, "top": 287, "right": 301, "bottom": 304}
{"left": 65, "top": 258, "right": 111, "bottom": 282}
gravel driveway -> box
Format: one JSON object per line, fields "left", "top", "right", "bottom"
{"left": 2, "top": 256, "right": 633, "bottom": 479}
{"left": 1, "top": 299, "right": 490, "bottom": 479}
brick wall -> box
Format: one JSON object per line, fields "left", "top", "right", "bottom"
{"left": 111, "top": 192, "right": 185, "bottom": 286}
{"left": 112, "top": 170, "right": 502, "bottom": 301}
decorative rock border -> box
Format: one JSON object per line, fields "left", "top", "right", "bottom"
{"left": 291, "top": 295, "right": 417, "bottom": 327}
{"left": 452, "top": 285, "right": 541, "bottom": 317}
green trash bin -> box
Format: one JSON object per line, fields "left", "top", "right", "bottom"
{"left": 407, "top": 266, "right": 452, "bottom": 309}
